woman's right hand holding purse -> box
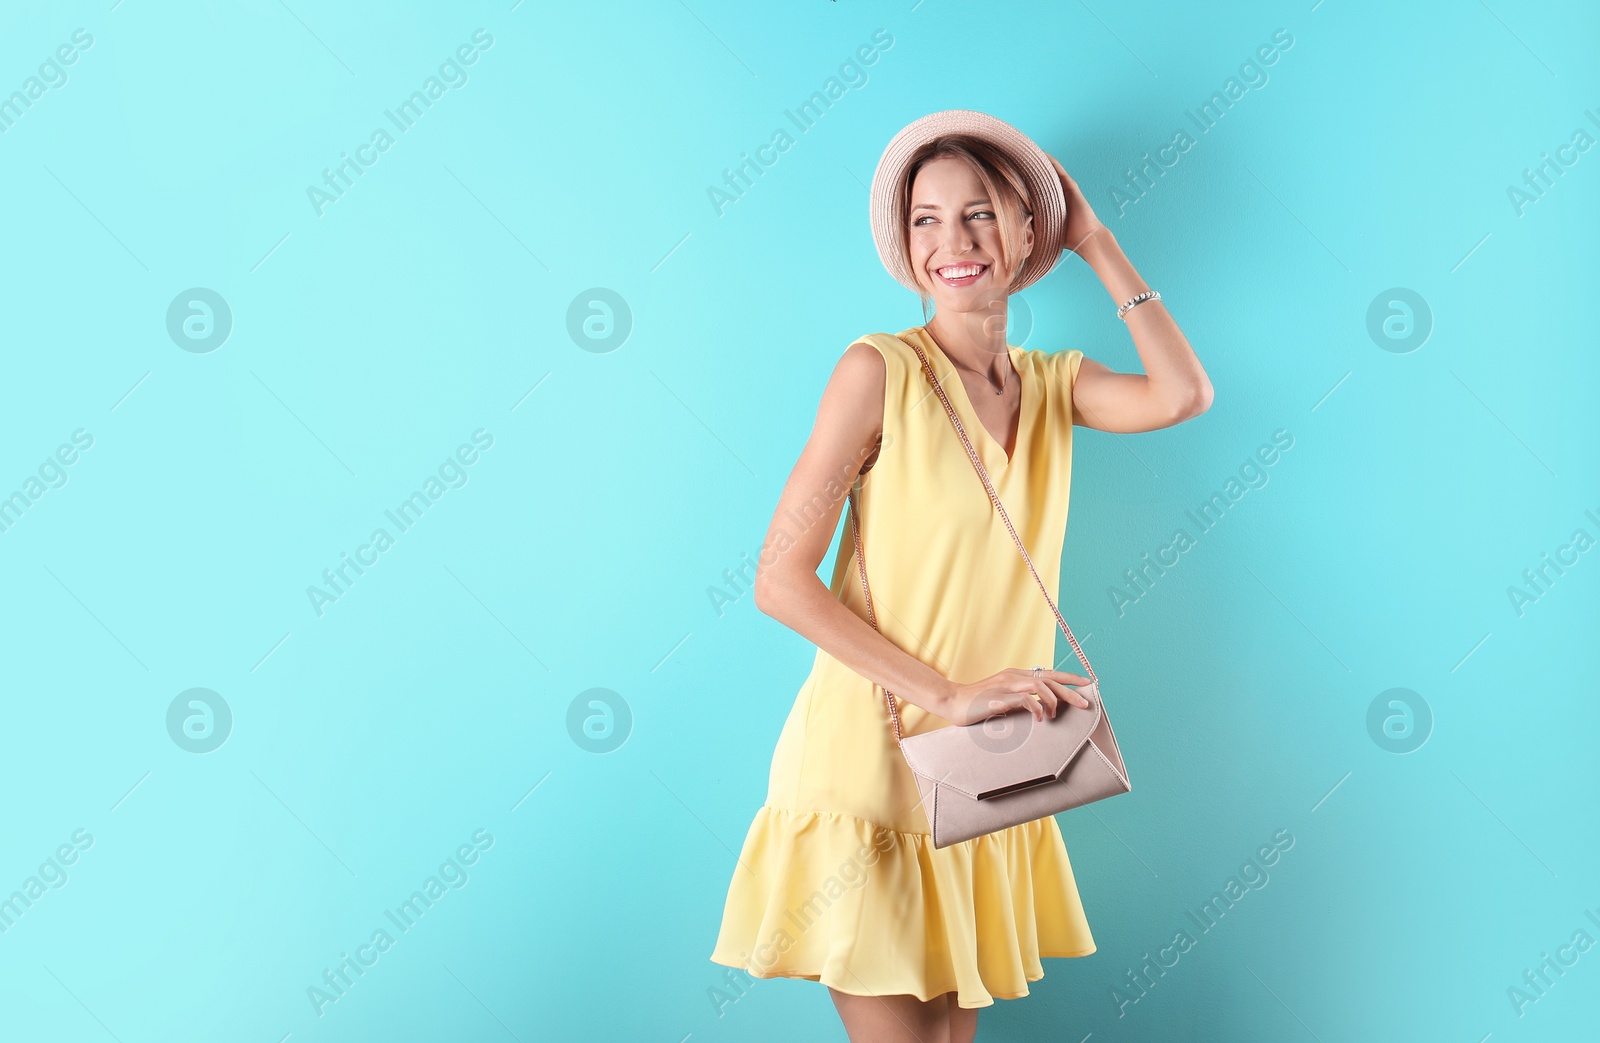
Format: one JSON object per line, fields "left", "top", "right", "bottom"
{"left": 935, "top": 668, "right": 1092, "bottom": 727}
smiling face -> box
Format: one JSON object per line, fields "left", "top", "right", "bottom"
{"left": 904, "top": 151, "right": 1033, "bottom": 315}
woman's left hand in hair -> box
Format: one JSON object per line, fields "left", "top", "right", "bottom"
{"left": 1045, "top": 152, "right": 1107, "bottom": 256}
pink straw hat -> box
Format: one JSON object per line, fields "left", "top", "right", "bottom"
{"left": 869, "top": 109, "right": 1068, "bottom": 295}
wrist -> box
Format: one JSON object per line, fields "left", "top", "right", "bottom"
{"left": 923, "top": 675, "right": 958, "bottom": 716}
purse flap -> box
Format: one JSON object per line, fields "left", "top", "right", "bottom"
{"left": 898, "top": 682, "right": 1103, "bottom": 800}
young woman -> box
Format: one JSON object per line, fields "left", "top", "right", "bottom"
{"left": 710, "top": 110, "right": 1213, "bottom": 1043}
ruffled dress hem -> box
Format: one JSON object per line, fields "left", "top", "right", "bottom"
{"left": 709, "top": 804, "right": 1097, "bottom": 1010}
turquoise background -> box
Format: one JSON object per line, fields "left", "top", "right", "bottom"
{"left": 1, "top": 1, "right": 1596, "bottom": 1040}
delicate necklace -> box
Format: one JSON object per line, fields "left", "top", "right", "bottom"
{"left": 926, "top": 326, "right": 1009, "bottom": 395}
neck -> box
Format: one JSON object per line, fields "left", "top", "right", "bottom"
{"left": 925, "top": 312, "right": 1012, "bottom": 386}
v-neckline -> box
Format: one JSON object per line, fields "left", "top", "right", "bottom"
{"left": 912, "top": 326, "right": 1029, "bottom": 470}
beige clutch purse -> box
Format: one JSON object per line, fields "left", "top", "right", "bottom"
{"left": 845, "top": 334, "right": 1131, "bottom": 849}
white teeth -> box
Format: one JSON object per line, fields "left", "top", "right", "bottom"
{"left": 938, "top": 264, "right": 985, "bottom": 278}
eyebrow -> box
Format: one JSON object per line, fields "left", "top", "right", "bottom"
{"left": 910, "top": 199, "right": 991, "bottom": 213}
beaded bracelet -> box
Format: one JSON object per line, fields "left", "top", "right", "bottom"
{"left": 1117, "top": 290, "right": 1161, "bottom": 321}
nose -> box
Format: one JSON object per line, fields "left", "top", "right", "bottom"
{"left": 938, "top": 218, "right": 976, "bottom": 255}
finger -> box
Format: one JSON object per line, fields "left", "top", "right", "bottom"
{"left": 1013, "top": 673, "right": 1061, "bottom": 717}
{"left": 1023, "top": 679, "right": 1057, "bottom": 719}
{"left": 1047, "top": 678, "right": 1091, "bottom": 709}
{"left": 1010, "top": 684, "right": 1045, "bottom": 721}
{"left": 1041, "top": 679, "right": 1066, "bottom": 716}
{"left": 1017, "top": 668, "right": 1080, "bottom": 683}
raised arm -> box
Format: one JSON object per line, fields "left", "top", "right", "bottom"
{"left": 1046, "top": 155, "right": 1215, "bottom": 433}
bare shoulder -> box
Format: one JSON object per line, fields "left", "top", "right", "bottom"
{"left": 752, "top": 341, "right": 891, "bottom": 597}
{"left": 816, "top": 339, "right": 886, "bottom": 435}
{"left": 833, "top": 339, "right": 888, "bottom": 403}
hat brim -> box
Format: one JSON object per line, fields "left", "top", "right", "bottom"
{"left": 869, "top": 109, "right": 1068, "bottom": 296}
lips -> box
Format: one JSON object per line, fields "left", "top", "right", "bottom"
{"left": 934, "top": 263, "right": 987, "bottom": 286}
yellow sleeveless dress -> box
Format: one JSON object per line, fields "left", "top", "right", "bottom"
{"left": 709, "top": 325, "right": 1096, "bottom": 1009}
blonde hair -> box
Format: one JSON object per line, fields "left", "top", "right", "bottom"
{"left": 895, "top": 136, "right": 1035, "bottom": 322}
